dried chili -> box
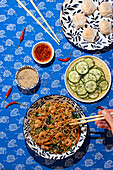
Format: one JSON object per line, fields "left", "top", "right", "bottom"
{"left": 96, "top": 106, "right": 104, "bottom": 110}
{"left": 92, "top": 106, "right": 104, "bottom": 112}
{"left": 5, "top": 101, "right": 27, "bottom": 108}
{"left": 58, "top": 50, "right": 74, "bottom": 62}
{"left": 17, "top": 28, "right": 25, "bottom": 49}
{"left": 3, "top": 86, "right": 13, "bottom": 107}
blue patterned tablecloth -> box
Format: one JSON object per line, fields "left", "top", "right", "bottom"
{"left": 0, "top": 0, "right": 113, "bottom": 170}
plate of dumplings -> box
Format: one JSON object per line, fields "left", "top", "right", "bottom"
{"left": 60, "top": 0, "right": 113, "bottom": 51}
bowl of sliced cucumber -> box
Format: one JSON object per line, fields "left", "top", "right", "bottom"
{"left": 65, "top": 56, "right": 111, "bottom": 103}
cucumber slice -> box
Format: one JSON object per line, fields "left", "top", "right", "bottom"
{"left": 97, "top": 76, "right": 106, "bottom": 85}
{"left": 96, "top": 86, "right": 102, "bottom": 93}
{"left": 78, "top": 93, "right": 89, "bottom": 99}
{"left": 71, "top": 66, "right": 75, "bottom": 71}
{"left": 89, "top": 68, "right": 102, "bottom": 81}
{"left": 85, "top": 80, "right": 97, "bottom": 93}
{"left": 84, "top": 57, "right": 95, "bottom": 68}
{"left": 97, "top": 67, "right": 105, "bottom": 77}
{"left": 67, "top": 79, "right": 76, "bottom": 86}
{"left": 93, "top": 65, "right": 98, "bottom": 69}
{"left": 70, "top": 86, "right": 76, "bottom": 92}
{"left": 89, "top": 91, "right": 99, "bottom": 99}
{"left": 75, "top": 61, "right": 89, "bottom": 75}
{"left": 68, "top": 71, "right": 80, "bottom": 83}
{"left": 99, "top": 80, "right": 108, "bottom": 91}
{"left": 84, "top": 73, "right": 96, "bottom": 83}
{"left": 76, "top": 84, "right": 87, "bottom": 95}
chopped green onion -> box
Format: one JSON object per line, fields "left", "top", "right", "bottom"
{"left": 55, "top": 111, "right": 58, "bottom": 114}
{"left": 32, "top": 121, "right": 35, "bottom": 124}
{"left": 65, "top": 146, "right": 70, "bottom": 151}
{"left": 59, "top": 141, "right": 62, "bottom": 145}
{"left": 51, "top": 121, "right": 54, "bottom": 124}
{"left": 46, "top": 104, "right": 50, "bottom": 106}
{"left": 65, "top": 122, "right": 68, "bottom": 125}
{"left": 34, "top": 112, "right": 37, "bottom": 115}
{"left": 57, "top": 143, "right": 60, "bottom": 146}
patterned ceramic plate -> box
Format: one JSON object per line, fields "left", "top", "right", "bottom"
{"left": 60, "top": 0, "right": 113, "bottom": 51}
{"left": 65, "top": 56, "right": 111, "bottom": 103}
{"left": 23, "top": 95, "right": 87, "bottom": 160}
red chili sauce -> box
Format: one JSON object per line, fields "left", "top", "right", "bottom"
{"left": 34, "top": 43, "right": 52, "bottom": 63}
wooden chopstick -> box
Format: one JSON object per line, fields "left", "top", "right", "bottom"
{"left": 16, "top": 0, "right": 60, "bottom": 45}
{"left": 29, "top": 0, "right": 60, "bottom": 43}
{"left": 77, "top": 113, "right": 111, "bottom": 121}
{"left": 70, "top": 112, "right": 113, "bottom": 125}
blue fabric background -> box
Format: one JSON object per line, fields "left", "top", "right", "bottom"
{"left": 0, "top": 0, "right": 113, "bottom": 169}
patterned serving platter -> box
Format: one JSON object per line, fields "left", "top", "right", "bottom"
{"left": 23, "top": 95, "right": 87, "bottom": 160}
{"left": 60, "top": 0, "right": 113, "bottom": 51}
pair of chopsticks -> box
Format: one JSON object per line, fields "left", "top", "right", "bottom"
{"left": 70, "top": 112, "right": 113, "bottom": 125}
{"left": 16, "top": 0, "right": 60, "bottom": 45}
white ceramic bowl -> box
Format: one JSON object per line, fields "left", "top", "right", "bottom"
{"left": 32, "top": 41, "right": 54, "bottom": 65}
{"left": 16, "top": 65, "right": 40, "bottom": 95}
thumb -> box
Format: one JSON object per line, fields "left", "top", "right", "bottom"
{"left": 102, "top": 110, "right": 113, "bottom": 132}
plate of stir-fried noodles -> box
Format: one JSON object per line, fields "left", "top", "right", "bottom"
{"left": 23, "top": 95, "right": 87, "bottom": 160}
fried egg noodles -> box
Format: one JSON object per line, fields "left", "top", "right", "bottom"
{"left": 29, "top": 100, "right": 80, "bottom": 154}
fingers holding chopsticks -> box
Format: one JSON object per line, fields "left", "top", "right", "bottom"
{"left": 95, "top": 109, "right": 113, "bottom": 133}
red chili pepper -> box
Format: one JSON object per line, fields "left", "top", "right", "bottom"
{"left": 5, "top": 101, "right": 27, "bottom": 108}
{"left": 3, "top": 87, "right": 13, "bottom": 107}
{"left": 17, "top": 28, "right": 25, "bottom": 50}
{"left": 92, "top": 106, "right": 104, "bottom": 112}
{"left": 58, "top": 50, "right": 74, "bottom": 62}
{"left": 96, "top": 106, "right": 104, "bottom": 110}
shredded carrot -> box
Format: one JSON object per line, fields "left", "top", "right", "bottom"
{"left": 43, "top": 142, "right": 51, "bottom": 145}
{"left": 61, "top": 137, "right": 66, "bottom": 140}
{"left": 46, "top": 125, "right": 54, "bottom": 128}
{"left": 74, "top": 129, "right": 80, "bottom": 145}
{"left": 61, "top": 111, "right": 67, "bottom": 123}
{"left": 49, "top": 135, "right": 52, "bottom": 141}
{"left": 37, "top": 116, "right": 47, "bottom": 120}
{"left": 56, "top": 103, "right": 60, "bottom": 107}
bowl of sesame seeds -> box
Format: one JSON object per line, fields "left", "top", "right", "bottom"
{"left": 16, "top": 66, "right": 40, "bottom": 94}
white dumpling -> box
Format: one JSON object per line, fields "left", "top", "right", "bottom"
{"left": 99, "top": 2, "right": 113, "bottom": 18}
{"left": 99, "top": 20, "right": 112, "bottom": 35}
{"left": 81, "top": 0, "right": 97, "bottom": 15}
{"left": 73, "top": 13, "right": 87, "bottom": 30}
{"left": 83, "top": 27, "right": 98, "bottom": 42}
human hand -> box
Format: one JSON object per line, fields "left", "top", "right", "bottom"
{"left": 95, "top": 109, "right": 113, "bottom": 134}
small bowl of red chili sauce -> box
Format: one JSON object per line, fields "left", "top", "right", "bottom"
{"left": 32, "top": 41, "right": 54, "bottom": 66}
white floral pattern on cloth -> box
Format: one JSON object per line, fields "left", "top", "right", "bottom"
{"left": 0, "top": 0, "right": 113, "bottom": 169}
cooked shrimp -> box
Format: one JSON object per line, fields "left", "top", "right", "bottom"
{"left": 39, "top": 131, "right": 46, "bottom": 139}
{"left": 65, "top": 139, "right": 72, "bottom": 146}
{"left": 49, "top": 106, "right": 56, "bottom": 113}
{"left": 34, "top": 120, "right": 41, "bottom": 128}
{"left": 55, "top": 132, "right": 64, "bottom": 139}
{"left": 65, "top": 108, "right": 72, "bottom": 117}
{"left": 41, "top": 145, "right": 49, "bottom": 150}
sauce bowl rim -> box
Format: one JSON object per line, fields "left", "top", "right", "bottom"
{"left": 32, "top": 41, "right": 54, "bottom": 65}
